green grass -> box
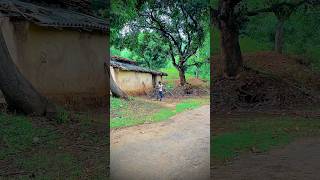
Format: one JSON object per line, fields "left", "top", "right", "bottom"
{"left": 111, "top": 97, "right": 209, "bottom": 128}
{"left": 0, "top": 110, "right": 107, "bottom": 178}
{"left": 212, "top": 116, "right": 320, "bottom": 161}
{"left": 0, "top": 114, "right": 57, "bottom": 159}
{"left": 0, "top": 114, "right": 78, "bottom": 178}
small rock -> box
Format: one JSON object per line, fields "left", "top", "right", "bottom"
{"left": 32, "top": 137, "right": 40, "bottom": 143}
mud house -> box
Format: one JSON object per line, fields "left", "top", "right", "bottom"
{"left": 0, "top": 0, "right": 108, "bottom": 107}
{"left": 110, "top": 56, "right": 167, "bottom": 95}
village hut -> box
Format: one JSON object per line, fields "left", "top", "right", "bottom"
{"left": 0, "top": 0, "right": 108, "bottom": 107}
{"left": 110, "top": 56, "right": 167, "bottom": 95}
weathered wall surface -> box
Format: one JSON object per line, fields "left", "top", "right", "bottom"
{"left": 112, "top": 68, "right": 160, "bottom": 95}
{"left": 1, "top": 17, "right": 108, "bottom": 107}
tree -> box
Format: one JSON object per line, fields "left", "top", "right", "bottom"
{"left": 211, "top": 0, "right": 245, "bottom": 78}
{"left": 108, "top": 67, "right": 128, "bottom": 99}
{"left": 187, "top": 32, "right": 210, "bottom": 79}
{"left": 0, "top": 30, "right": 55, "bottom": 116}
{"left": 211, "top": 0, "right": 319, "bottom": 77}
{"left": 124, "top": 32, "right": 169, "bottom": 70}
{"left": 127, "top": 0, "right": 208, "bottom": 85}
{"left": 110, "top": 0, "right": 139, "bottom": 46}
{"left": 263, "top": 0, "right": 318, "bottom": 54}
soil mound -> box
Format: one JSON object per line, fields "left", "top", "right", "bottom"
{"left": 168, "top": 78, "right": 209, "bottom": 97}
{"left": 170, "top": 84, "right": 209, "bottom": 97}
{"left": 212, "top": 52, "right": 320, "bottom": 112}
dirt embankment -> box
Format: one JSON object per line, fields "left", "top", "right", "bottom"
{"left": 212, "top": 52, "right": 320, "bottom": 113}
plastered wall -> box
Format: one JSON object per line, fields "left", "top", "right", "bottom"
{"left": 1, "top": 17, "right": 108, "bottom": 106}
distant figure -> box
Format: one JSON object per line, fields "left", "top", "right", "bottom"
{"left": 157, "top": 81, "right": 164, "bottom": 101}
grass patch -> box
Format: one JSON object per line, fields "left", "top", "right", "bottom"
{"left": 212, "top": 116, "right": 320, "bottom": 161}
{"left": 111, "top": 97, "right": 209, "bottom": 128}
{"left": 0, "top": 109, "right": 107, "bottom": 178}
{"left": 0, "top": 114, "right": 56, "bottom": 160}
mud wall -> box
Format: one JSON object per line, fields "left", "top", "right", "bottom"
{"left": 111, "top": 67, "right": 161, "bottom": 95}
{"left": 1, "top": 17, "right": 108, "bottom": 107}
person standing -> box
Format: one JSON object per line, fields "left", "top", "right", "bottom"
{"left": 157, "top": 81, "right": 164, "bottom": 101}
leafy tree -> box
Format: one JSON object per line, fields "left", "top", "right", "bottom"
{"left": 111, "top": 33, "right": 169, "bottom": 70}
{"left": 187, "top": 32, "right": 210, "bottom": 79}
{"left": 110, "top": 0, "right": 139, "bottom": 45}
{"left": 210, "top": 0, "right": 320, "bottom": 77}
{"left": 256, "top": 0, "right": 320, "bottom": 54}
{"left": 134, "top": 32, "right": 169, "bottom": 69}
{"left": 124, "top": 0, "right": 208, "bottom": 85}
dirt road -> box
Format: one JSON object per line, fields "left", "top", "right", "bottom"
{"left": 212, "top": 137, "right": 320, "bottom": 180}
{"left": 110, "top": 105, "right": 210, "bottom": 180}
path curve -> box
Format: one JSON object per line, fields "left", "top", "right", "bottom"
{"left": 212, "top": 138, "right": 320, "bottom": 180}
{"left": 110, "top": 105, "right": 210, "bottom": 180}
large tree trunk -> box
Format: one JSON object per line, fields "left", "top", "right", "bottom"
{"left": 210, "top": 7, "right": 215, "bottom": 83}
{"left": 106, "top": 65, "right": 128, "bottom": 99}
{"left": 275, "top": 19, "right": 284, "bottom": 54}
{"left": 178, "top": 67, "right": 187, "bottom": 86}
{"left": 214, "top": 0, "right": 243, "bottom": 78}
{"left": 110, "top": 75, "right": 128, "bottom": 99}
{"left": 0, "top": 30, "right": 52, "bottom": 116}
{"left": 220, "top": 21, "right": 243, "bottom": 78}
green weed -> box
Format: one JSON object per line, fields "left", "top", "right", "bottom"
{"left": 56, "top": 107, "right": 70, "bottom": 124}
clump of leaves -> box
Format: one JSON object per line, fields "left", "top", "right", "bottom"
{"left": 56, "top": 107, "right": 70, "bottom": 124}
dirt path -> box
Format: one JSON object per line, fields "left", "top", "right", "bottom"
{"left": 212, "top": 137, "right": 320, "bottom": 180}
{"left": 110, "top": 105, "right": 210, "bottom": 180}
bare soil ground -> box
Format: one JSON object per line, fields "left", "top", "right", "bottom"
{"left": 111, "top": 105, "right": 210, "bottom": 180}
{"left": 212, "top": 137, "right": 320, "bottom": 180}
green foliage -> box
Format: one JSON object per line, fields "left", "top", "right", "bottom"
{"left": 187, "top": 32, "right": 210, "bottom": 80}
{"left": 112, "top": 0, "right": 209, "bottom": 84}
{"left": 242, "top": 5, "right": 320, "bottom": 70}
{"left": 112, "top": 32, "right": 170, "bottom": 70}
{"left": 56, "top": 107, "right": 70, "bottom": 124}
{"left": 110, "top": 0, "right": 138, "bottom": 45}
{"left": 111, "top": 46, "right": 136, "bottom": 59}
{"left": 134, "top": 32, "right": 169, "bottom": 69}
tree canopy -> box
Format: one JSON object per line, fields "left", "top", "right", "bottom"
{"left": 112, "top": 0, "right": 209, "bottom": 85}
{"left": 210, "top": 0, "right": 320, "bottom": 77}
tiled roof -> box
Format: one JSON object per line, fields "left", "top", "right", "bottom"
{"left": 111, "top": 56, "right": 138, "bottom": 65}
{"left": 110, "top": 57, "right": 168, "bottom": 76}
{"left": 0, "top": 0, "right": 108, "bottom": 33}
